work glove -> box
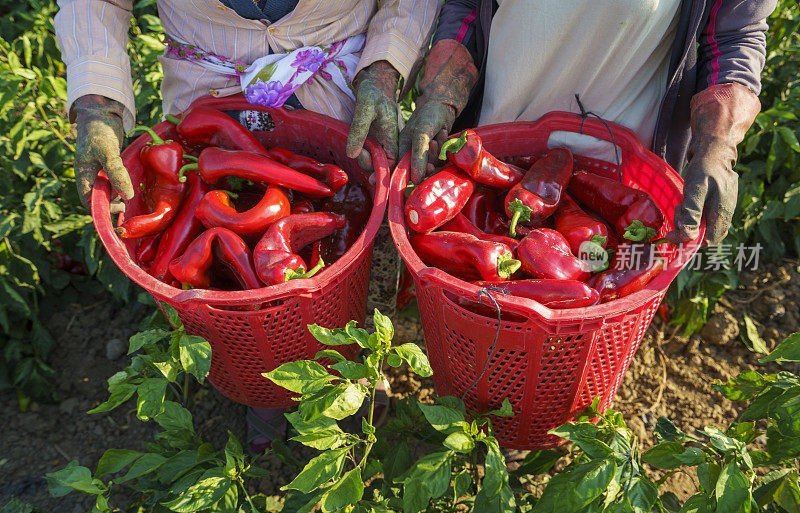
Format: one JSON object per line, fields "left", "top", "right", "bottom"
{"left": 73, "top": 94, "right": 134, "bottom": 211}
{"left": 398, "top": 39, "right": 478, "bottom": 184}
{"left": 346, "top": 60, "right": 401, "bottom": 171}
{"left": 668, "top": 83, "right": 761, "bottom": 245}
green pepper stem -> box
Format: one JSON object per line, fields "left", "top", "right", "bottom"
{"left": 438, "top": 131, "right": 468, "bottom": 160}
{"left": 508, "top": 210, "right": 521, "bottom": 238}
{"left": 165, "top": 114, "right": 182, "bottom": 125}
{"left": 506, "top": 199, "right": 532, "bottom": 238}
{"left": 183, "top": 154, "right": 198, "bottom": 162}
{"left": 497, "top": 255, "right": 522, "bottom": 279}
{"left": 284, "top": 258, "right": 326, "bottom": 282}
{"left": 127, "top": 126, "right": 166, "bottom": 145}
{"left": 178, "top": 163, "right": 198, "bottom": 183}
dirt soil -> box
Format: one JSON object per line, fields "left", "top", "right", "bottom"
{"left": 2, "top": 261, "right": 799, "bottom": 510}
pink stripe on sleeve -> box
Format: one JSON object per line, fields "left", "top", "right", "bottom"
{"left": 455, "top": 9, "right": 476, "bottom": 44}
{"left": 706, "top": 0, "right": 723, "bottom": 86}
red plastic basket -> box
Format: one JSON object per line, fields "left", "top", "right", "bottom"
{"left": 388, "top": 112, "right": 703, "bottom": 449}
{"left": 91, "top": 96, "right": 389, "bottom": 407}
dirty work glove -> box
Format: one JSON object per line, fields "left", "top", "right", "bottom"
{"left": 667, "top": 83, "right": 761, "bottom": 245}
{"left": 73, "top": 94, "right": 134, "bottom": 210}
{"left": 398, "top": 39, "right": 478, "bottom": 184}
{"left": 346, "top": 60, "right": 401, "bottom": 171}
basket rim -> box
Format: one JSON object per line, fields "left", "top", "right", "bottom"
{"left": 91, "top": 96, "right": 389, "bottom": 308}
{"left": 388, "top": 112, "right": 704, "bottom": 324}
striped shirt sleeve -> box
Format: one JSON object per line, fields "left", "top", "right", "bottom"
{"left": 54, "top": 0, "right": 136, "bottom": 129}
{"left": 355, "top": 0, "right": 441, "bottom": 81}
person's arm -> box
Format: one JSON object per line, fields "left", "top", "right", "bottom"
{"left": 432, "top": 0, "right": 480, "bottom": 64}
{"left": 54, "top": 0, "right": 136, "bottom": 129}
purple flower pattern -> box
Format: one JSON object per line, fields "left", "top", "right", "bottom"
{"left": 244, "top": 80, "right": 295, "bottom": 107}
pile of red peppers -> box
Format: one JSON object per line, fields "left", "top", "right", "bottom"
{"left": 122, "top": 106, "right": 371, "bottom": 291}
{"left": 402, "top": 129, "right": 668, "bottom": 312}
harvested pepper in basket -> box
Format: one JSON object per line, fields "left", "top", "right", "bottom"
{"left": 465, "top": 279, "right": 600, "bottom": 310}
{"left": 136, "top": 234, "right": 162, "bottom": 265}
{"left": 184, "top": 147, "right": 334, "bottom": 198}
{"left": 504, "top": 147, "right": 573, "bottom": 237}
{"left": 116, "top": 127, "right": 188, "bottom": 239}
{"left": 439, "top": 213, "right": 520, "bottom": 249}
{"left": 149, "top": 171, "right": 211, "bottom": 282}
{"left": 165, "top": 107, "right": 269, "bottom": 155}
{"left": 589, "top": 244, "right": 664, "bottom": 302}
{"left": 168, "top": 227, "right": 262, "bottom": 290}
{"left": 409, "top": 231, "right": 520, "bottom": 282}
{"left": 462, "top": 188, "right": 508, "bottom": 236}
{"left": 318, "top": 181, "right": 372, "bottom": 263}
{"left": 291, "top": 200, "right": 314, "bottom": 215}
{"left": 439, "top": 129, "right": 524, "bottom": 188}
{"left": 253, "top": 212, "right": 346, "bottom": 285}
{"left": 196, "top": 185, "right": 290, "bottom": 240}
{"left": 266, "top": 148, "right": 349, "bottom": 192}
{"left": 405, "top": 165, "right": 474, "bottom": 233}
{"left": 516, "top": 228, "right": 590, "bottom": 282}
{"left": 554, "top": 194, "right": 609, "bottom": 255}
{"left": 567, "top": 171, "right": 664, "bottom": 239}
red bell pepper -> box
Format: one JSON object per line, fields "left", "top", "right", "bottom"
{"left": 439, "top": 129, "right": 524, "bottom": 188}
{"left": 165, "top": 107, "right": 269, "bottom": 155}
{"left": 196, "top": 185, "right": 290, "bottom": 240}
{"left": 554, "top": 194, "right": 609, "bottom": 255}
{"left": 468, "top": 279, "right": 599, "bottom": 309}
{"left": 439, "top": 213, "right": 520, "bottom": 249}
{"left": 117, "top": 127, "right": 188, "bottom": 238}
{"left": 136, "top": 234, "right": 162, "bottom": 265}
{"left": 589, "top": 245, "right": 664, "bottom": 302}
{"left": 253, "top": 212, "right": 346, "bottom": 285}
{"left": 409, "top": 231, "right": 520, "bottom": 282}
{"left": 266, "top": 148, "right": 349, "bottom": 192}
{"left": 462, "top": 188, "right": 508, "bottom": 236}
{"left": 149, "top": 171, "right": 211, "bottom": 282}
{"left": 291, "top": 200, "right": 314, "bottom": 215}
{"left": 567, "top": 171, "right": 664, "bottom": 239}
{"left": 318, "top": 181, "right": 372, "bottom": 262}
{"left": 504, "top": 147, "right": 573, "bottom": 237}
{"left": 405, "top": 165, "right": 474, "bottom": 233}
{"left": 182, "top": 147, "right": 333, "bottom": 198}
{"left": 168, "top": 227, "right": 262, "bottom": 290}
{"left": 516, "top": 228, "right": 590, "bottom": 282}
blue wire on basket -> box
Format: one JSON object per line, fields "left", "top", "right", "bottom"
{"left": 460, "top": 287, "right": 505, "bottom": 404}
{"left": 574, "top": 93, "right": 623, "bottom": 184}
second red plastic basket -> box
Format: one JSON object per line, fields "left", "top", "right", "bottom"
{"left": 92, "top": 96, "right": 389, "bottom": 407}
{"left": 389, "top": 112, "right": 703, "bottom": 449}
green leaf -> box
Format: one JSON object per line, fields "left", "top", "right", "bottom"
{"left": 486, "top": 398, "right": 515, "bottom": 417}
{"left": 382, "top": 439, "right": 413, "bottom": 484}
{"left": 403, "top": 450, "right": 453, "bottom": 510}
{"left": 117, "top": 453, "right": 167, "bottom": 483}
{"left": 678, "top": 493, "right": 715, "bottom": 513}
{"left": 308, "top": 323, "right": 355, "bottom": 346}
{"left": 330, "top": 360, "right": 375, "bottom": 380}
{"left": 282, "top": 447, "right": 349, "bottom": 494}
{"left": 626, "top": 477, "right": 659, "bottom": 513}
{"left": 418, "top": 401, "right": 467, "bottom": 433}
{"left": 740, "top": 314, "right": 768, "bottom": 354}
{"left": 321, "top": 468, "right": 364, "bottom": 513}
{"left": 88, "top": 383, "right": 136, "bottom": 414}
{"left": 753, "top": 469, "right": 793, "bottom": 507}
{"left": 760, "top": 333, "right": 800, "bottom": 363}
{"left": 286, "top": 410, "right": 346, "bottom": 450}
{"left": 264, "top": 360, "right": 335, "bottom": 394}
{"left": 95, "top": 449, "right": 142, "bottom": 477}
{"left": 136, "top": 378, "right": 167, "bottom": 420}
{"left": 482, "top": 437, "right": 508, "bottom": 498}
{"left": 643, "top": 442, "right": 706, "bottom": 469}
{"left": 509, "top": 450, "right": 562, "bottom": 478}
{"left": 443, "top": 431, "right": 475, "bottom": 453}
{"left": 715, "top": 462, "right": 752, "bottom": 513}
{"left": 775, "top": 471, "right": 800, "bottom": 513}
{"left": 212, "top": 483, "right": 238, "bottom": 513}
{"left": 161, "top": 470, "right": 231, "bottom": 512}
{"left": 1, "top": 279, "right": 31, "bottom": 317}
{"left": 314, "top": 349, "right": 347, "bottom": 362}
{"left": 154, "top": 401, "right": 194, "bottom": 433}
{"left": 373, "top": 309, "right": 394, "bottom": 345}
{"left": 45, "top": 460, "right": 105, "bottom": 497}
{"left": 394, "top": 343, "right": 432, "bottom": 377}
{"left": 178, "top": 334, "right": 212, "bottom": 383}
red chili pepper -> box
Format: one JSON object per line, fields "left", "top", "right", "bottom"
{"left": 405, "top": 165, "right": 474, "bottom": 233}
{"left": 117, "top": 127, "right": 188, "bottom": 238}
{"left": 470, "top": 279, "right": 599, "bottom": 309}
{"left": 182, "top": 147, "right": 333, "bottom": 198}
{"left": 504, "top": 147, "right": 573, "bottom": 237}
{"left": 266, "top": 148, "right": 349, "bottom": 192}
{"left": 554, "top": 194, "right": 609, "bottom": 255}
{"left": 136, "top": 234, "right": 162, "bottom": 265}
{"left": 516, "top": 228, "right": 590, "bottom": 282}
{"left": 589, "top": 245, "right": 664, "bottom": 302}
{"left": 439, "top": 129, "right": 524, "bottom": 188}
{"left": 253, "top": 212, "right": 346, "bottom": 285}
{"left": 168, "top": 227, "right": 262, "bottom": 290}
{"left": 440, "top": 213, "right": 520, "bottom": 249}
{"left": 196, "top": 185, "right": 290, "bottom": 240}
{"left": 567, "top": 171, "right": 664, "bottom": 240}
{"left": 165, "top": 108, "right": 269, "bottom": 155}
{"left": 149, "top": 171, "right": 211, "bottom": 281}
{"left": 318, "top": 181, "right": 372, "bottom": 262}
{"left": 291, "top": 200, "right": 314, "bottom": 215}
{"left": 396, "top": 267, "right": 416, "bottom": 311}
{"left": 462, "top": 188, "right": 508, "bottom": 236}
{"left": 409, "top": 231, "right": 520, "bottom": 282}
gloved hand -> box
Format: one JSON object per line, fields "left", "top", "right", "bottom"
{"left": 667, "top": 83, "right": 761, "bottom": 245}
{"left": 398, "top": 39, "right": 478, "bottom": 184}
{"left": 346, "top": 60, "right": 401, "bottom": 171}
{"left": 73, "top": 94, "right": 134, "bottom": 210}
